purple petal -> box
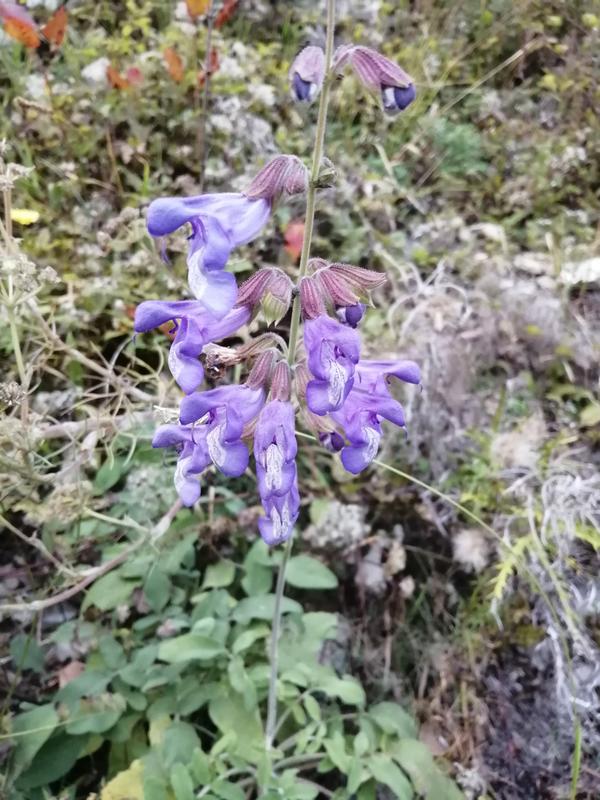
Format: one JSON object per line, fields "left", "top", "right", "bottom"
{"left": 304, "top": 316, "right": 361, "bottom": 381}
{"left": 212, "top": 439, "right": 249, "bottom": 477}
{"left": 187, "top": 257, "right": 238, "bottom": 319}
{"left": 146, "top": 193, "right": 239, "bottom": 237}
{"left": 168, "top": 317, "right": 205, "bottom": 394}
{"left": 254, "top": 401, "right": 297, "bottom": 461}
{"left": 189, "top": 215, "right": 233, "bottom": 272}
{"left": 152, "top": 424, "right": 192, "bottom": 449}
{"left": 180, "top": 385, "right": 265, "bottom": 426}
{"left": 306, "top": 376, "right": 354, "bottom": 416}
{"left": 258, "top": 483, "right": 299, "bottom": 547}
{"left": 204, "top": 306, "right": 250, "bottom": 341}
{"left": 340, "top": 417, "right": 382, "bottom": 474}
{"left": 134, "top": 300, "right": 204, "bottom": 333}
{"left": 357, "top": 359, "right": 421, "bottom": 387}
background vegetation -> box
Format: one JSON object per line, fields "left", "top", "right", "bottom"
{"left": 0, "top": 1, "right": 599, "bottom": 798}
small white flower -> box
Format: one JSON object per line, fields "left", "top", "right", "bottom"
{"left": 82, "top": 57, "right": 110, "bottom": 86}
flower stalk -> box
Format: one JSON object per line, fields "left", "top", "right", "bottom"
{"left": 264, "top": 0, "right": 337, "bottom": 757}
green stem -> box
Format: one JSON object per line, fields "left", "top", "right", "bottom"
{"left": 265, "top": 0, "right": 336, "bottom": 761}
{"left": 197, "top": 4, "right": 216, "bottom": 191}
{"left": 286, "top": 0, "right": 336, "bottom": 367}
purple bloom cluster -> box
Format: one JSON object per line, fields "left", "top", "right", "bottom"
{"left": 302, "top": 314, "right": 420, "bottom": 474}
{"left": 135, "top": 43, "right": 420, "bottom": 547}
{"left": 136, "top": 156, "right": 308, "bottom": 545}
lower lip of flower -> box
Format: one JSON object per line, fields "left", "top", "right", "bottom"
{"left": 264, "top": 442, "right": 284, "bottom": 491}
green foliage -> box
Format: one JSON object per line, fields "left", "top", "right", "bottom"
{"left": 5, "top": 554, "right": 463, "bottom": 799}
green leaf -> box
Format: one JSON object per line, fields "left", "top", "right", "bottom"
{"left": 66, "top": 693, "right": 126, "bottom": 734}
{"left": 232, "top": 624, "right": 270, "bottom": 654}
{"left": 177, "top": 679, "right": 219, "bottom": 715}
{"left": 241, "top": 561, "right": 273, "bottom": 596}
{"left": 94, "top": 456, "right": 126, "bottom": 494}
{"left": 356, "top": 780, "right": 377, "bottom": 800}
{"left": 369, "top": 702, "right": 418, "bottom": 738}
{"left": 304, "top": 694, "right": 321, "bottom": 722}
{"left": 10, "top": 634, "right": 45, "bottom": 673}
{"left": 228, "top": 656, "right": 257, "bottom": 710}
{"left": 347, "top": 758, "right": 366, "bottom": 794}
{"left": 202, "top": 559, "right": 236, "bottom": 589}
{"left": 370, "top": 755, "right": 413, "bottom": 799}
{"left": 286, "top": 555, "right": 338, "bottom": 589}
{"left": 170, "top": 763, "right": 195, "bottom": 800}
{"left": 162, "top": 722, "right": 201, "bottom": 769}
{"left": 208, "top": 692, "right": 264, "bottom": 763}
{"left": 324, "top": 731, "right": 350, "bottom": 772}
{"left": 158, "top": 633, "right": 225, "bottom": 663}
{"left": 391, "top": 739, "right": 465, "bottom": 799}
{"left": 99, "top": 635, "right": 126, "bottom": 670}
{"left": 354, "top": 730, "right": 369, "bottom": 756}
{"left": 232, "top": 594, "right": 302, "bottom": 623}
{"left": 144, "top": 567, "right": 172, "bottom": 613}
{"left": 15, "top": 732, "right": 84, "bottom": 790}
{"left": 82, "top": 569, "right": 139, "bottom": 611}
{"left": 213, "top": 781, "right": 245, "bottom": 800}
{"left": 189, "top": 747, "right": 212, "bottom": 784}
{"left": 10, "top": 703, "right": 58, "bottom": 779}
{"left": 319, "top": 674, "right": 365, "bottom": 706}
{"left": 580, "top": 402, "right": 600, "bottom": 427}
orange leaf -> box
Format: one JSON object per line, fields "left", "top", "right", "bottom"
{"left": 41, "top": 5, "right": 67, "bottom": 47}
{"left": 163, "top": 47, "right": 184, "bottom": 83}
{"left": 185, "top": 0, "right": 210, "bottom": 18}
{"left": 3, "top": 18, "right": 40, "bottom": 48}
{"left": 284, "top": 221, "right": 305, "bottom": 262}
{"left": 106, "top": 64, "right": 130, "bottom": 90}
{"left": 215, "top": 0, "right": 238, "bottom": 28}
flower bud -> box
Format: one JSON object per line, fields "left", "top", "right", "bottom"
{"left": 319, "top": 431, "right": 345, "bottom": 452}
{"left": 289, "top": 45, "right": 325, "bottom": 103}
{"left": 315, "top": 157, "right": 336, "bottom": 189}
{"left": 271, "top": 361, "right": 292, "bottom": 401}
{"left": 247, "top": 349, "right": 276, "bottom": 389}
{"left": 337, "top": 303, "right": 366, "bottom": 328}
{"left": 329, "top": 262, "right": 387, "bottom": 292}
{"left": 237, "top": 267, "right": 293, "bottom": 325}
{"left": 245, "top": 155, "right": 309, "bottom": 201}
{"left": 261, "top": 269, "right": 293, "bottom": 326}
{"left": 299, "top": 275, "right": 327, "bottom": 319}
{"left": 236, "top": 269, "right": 274, "bottom": 309}
{"left": 334, "top": 45, "right": 416, "bottom": 115}
{"left": 317, "top": 267, "right": 361, "bottom": 307}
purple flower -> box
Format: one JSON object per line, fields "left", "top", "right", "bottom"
{"left": 135, "top": 302, "right": 249, "bottom": 394}
{"left": 334, "top": 45, "right": 416, "bottom": 115}
{"left": 259, "top": 484, "right": 300, "bottom": 547}
{"left": 254, "top": 400, "right": 297, "bottom": 500}
{"left": 152, "top": 424, "right": 210, "bottom": 506}
{"left": 179, "top": 384, "right": 265, "bottom": 477}
{"left": 146, "top": 192, "right": 271, "bottom": 316}
{"left": 331, "top": 359, "right": 420, "bottom": 473}
{"left": 289, "top": 46, "right": 326, "bottom": 103}
{"left": 251, "top": 397, "right": 299, "bottom": 546}
{"left": 304, "top": 316, "right": 361, "bottom": 415}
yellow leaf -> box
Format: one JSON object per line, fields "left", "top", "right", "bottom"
{"left": 100, "top": 759, "right": 144, "bottom": 800}
{"left": 186, "top": 0, "right": 211, "bottom": 17}
{"left": 11, "top": 208, "right": 40, "bottom": 225}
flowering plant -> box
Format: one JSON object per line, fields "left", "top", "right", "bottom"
{"left": 134, "top": 0, "right": 421, "bottom": 775}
